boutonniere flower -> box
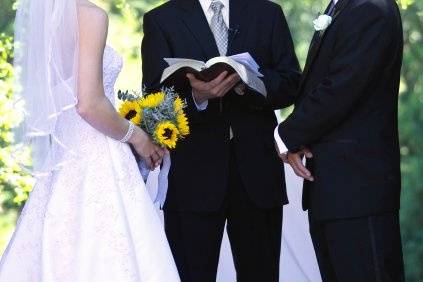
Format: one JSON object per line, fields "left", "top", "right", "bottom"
{"left": 313, "top": 14, "right": 333, "bottom": 32}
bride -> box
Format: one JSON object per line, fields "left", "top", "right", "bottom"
{"left": 0, "top": 0, "right": 180, "bottom": 281}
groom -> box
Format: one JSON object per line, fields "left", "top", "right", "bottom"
{"left": 275, "top": 0, "right": 405, "bottom": 281}
{"left": 142, "top": 0, "right": 300, "bottom": 281}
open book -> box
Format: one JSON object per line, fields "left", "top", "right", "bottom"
{"left": 160, "top": 53, "right": 267, "bottom": 97}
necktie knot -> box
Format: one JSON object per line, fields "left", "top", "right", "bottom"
{"left": 210, "top": 1, "right": 224, "bottom": 14}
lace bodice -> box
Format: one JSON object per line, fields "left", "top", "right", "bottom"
{"left": 103, "top": 45, "right": 123, "bottom": 103}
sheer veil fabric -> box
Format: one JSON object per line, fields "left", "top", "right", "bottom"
{"left": 14, "top": 0, "right": 79, "bottom": 175}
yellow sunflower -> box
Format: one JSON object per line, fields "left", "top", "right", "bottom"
{"left": 118, "top": 100, "right": 142, "bottom": 125}
{"left": 173, "top": 97, "right": 184, "bottom": 112}
{"left": 176, "top": 113, "right": 190, "bottom": 136}
{"left": 140, "top": 92, "right": 165, "bottom": 108}
{"left": 155, "top": 121, "right": 179, "bottom": 149}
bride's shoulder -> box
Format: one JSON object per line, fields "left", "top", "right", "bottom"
{"left": 77, "top": 2, "right": 109, "bottom": 32}
{"left": 77, "top": 2, "right": 108, "bottom": 45}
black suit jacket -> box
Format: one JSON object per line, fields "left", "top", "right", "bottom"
{"left": 142, "top": 0, "right": 301, "bottom": 211}
{"left": 278, "top": 0, "right": 403, "bottom": 220}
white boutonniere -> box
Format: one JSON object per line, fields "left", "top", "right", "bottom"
{"left": 313, "top": 14, "right": 333, "bottom": 32}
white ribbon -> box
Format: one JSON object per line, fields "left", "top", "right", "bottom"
{"left": 139, "top": 154, "right": 171, "bottom": 208}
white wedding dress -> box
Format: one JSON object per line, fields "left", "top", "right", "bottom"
{"left": 0, "top": 46, "right": 180, "bottom": 282}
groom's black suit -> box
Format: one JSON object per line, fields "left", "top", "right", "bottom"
{"left": 142, "top": 0, "right": 300, "bottom": 281}
{"left": 278, "top": 0, "right": 404, "bottom": 281}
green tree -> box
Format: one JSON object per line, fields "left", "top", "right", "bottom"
{"left": 0, "top": 0, "right": 16, "bottom": 35}
{"left": 0, "top": 33, "right": 33, "bottom": 212}
{"left": 396, "top": 0, "right": 423, "bottom": 280}
{"left": 0, "top": 0, "right": 33, "bottom": 248}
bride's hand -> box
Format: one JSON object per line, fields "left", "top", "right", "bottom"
{"left": 129, "top": 127, "right": 166, "bottom": 170}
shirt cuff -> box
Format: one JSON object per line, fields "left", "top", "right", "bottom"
{"left": 274, "top": 125, "right": 288, "bottom": 154}
{"left": 192, "top": 91, "right": 208, "bottom": 111}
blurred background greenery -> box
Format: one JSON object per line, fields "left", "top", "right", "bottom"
{"left": 0, "top": 0, "right": 422, "bottom": 280}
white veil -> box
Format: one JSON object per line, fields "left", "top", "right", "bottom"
{"left": 14, "top": 0, "right": 79, "bottom": 176}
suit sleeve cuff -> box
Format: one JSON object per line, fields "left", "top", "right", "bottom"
{"left": 274, "top": 125, "right": 288, "bottom": 154}
{"left": 192, "top": 91, "right": 208, "bottom": 111}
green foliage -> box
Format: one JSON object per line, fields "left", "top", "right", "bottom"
{"left": 397, "top": 1, "right": 423, "bottom": 280}
{"left": 0, "top": 0, "right": 16, "bottom": 35}
{"left": 397, "top": 0, "right": 415, "bottom": 9}
{"left": 0, "top": 33, "right": 34, "bottom": 213}
{"left": 117, "top": 89, "right": 142, "bottom": 102}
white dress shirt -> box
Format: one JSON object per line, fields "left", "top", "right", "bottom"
{"left": 193, "top": 0, "right": 230, "bottom": 110}
{"left": 274, "top": 0, "right": 338, "bottom": 154}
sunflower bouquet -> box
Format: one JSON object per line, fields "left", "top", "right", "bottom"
{"left": 117, "top": 87, "right": 190, "bottom": 207}
{"left": 118, "top": 87, "right": 189, "bottom": 149}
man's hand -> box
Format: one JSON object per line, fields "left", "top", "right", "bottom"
{"left": 234, "top": 83, "right": 246, "bottom": 96}
{"left": 275, "top": 141, "right": 288, "bottom": 163}
{"left": 187, "top": 71, "right": 241, "bottom": 104}
{"left": 277, "top": 146, "right": 314, "bottom": 181}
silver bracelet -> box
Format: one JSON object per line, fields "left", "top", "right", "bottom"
{"left": 119, "top": 121, "right": 135, "bottom": 143}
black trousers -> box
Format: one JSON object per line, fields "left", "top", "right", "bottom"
{"left": 164, "top": 147, "right": 283, "bottom": 282}
{"left": 309, "top": 212, "right": 404, "bottom": 282}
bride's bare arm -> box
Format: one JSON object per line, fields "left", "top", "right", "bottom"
{"left": 76, "top": 5, "right": 164, "bottom": 168}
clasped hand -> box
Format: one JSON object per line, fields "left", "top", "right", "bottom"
{"left": 276, "top": 145, "right": 314, "bottom": 182}
{"left": 130, "top": 127, "right": 168, "bottom": 170}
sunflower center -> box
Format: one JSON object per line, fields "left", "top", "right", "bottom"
{"left": 162, "top": 128, "right": 173, "bottom": 140}
{"left": 125, "top": 110, "right": 137, "bottom": 120}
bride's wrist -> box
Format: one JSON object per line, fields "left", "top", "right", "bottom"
{"left": 119, "top": 121, "right": 136, "bottom": 143}
{"left": 128, "top": 126, "right": 145, "bottom": 146}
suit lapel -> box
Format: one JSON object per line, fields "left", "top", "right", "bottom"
{"left": 178, "top": 0, "right": 220, "bottom": 59}
{"left": 226, "top": 0, "right": 250, "bottom": 55}
{"left": 301, "top": 2, "right": 333, "bottom": 76}
{"left": 299, "top": 0, "right": 350, "bottom": 92}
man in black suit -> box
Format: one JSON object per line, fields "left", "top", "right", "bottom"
{"left": 275, "top": 0, "right": 405, "bottom": 281}
{"left": 142, "top": 0, "right": 300, "bottom": 281}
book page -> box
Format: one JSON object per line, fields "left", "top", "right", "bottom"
{"left": 160, "top": 60, "right": 206, "bottom": 83}
{"left": 161, "top": 55, "right": 267, "bottom": 97}
{"left": 229, "top": 53, "right": 263, "bottom": 77}
{"left": 164, "top": 58, "right": 205, "bottom": 67}
{"left": 205, "top": 56, "right": 267, "bottom": 97}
